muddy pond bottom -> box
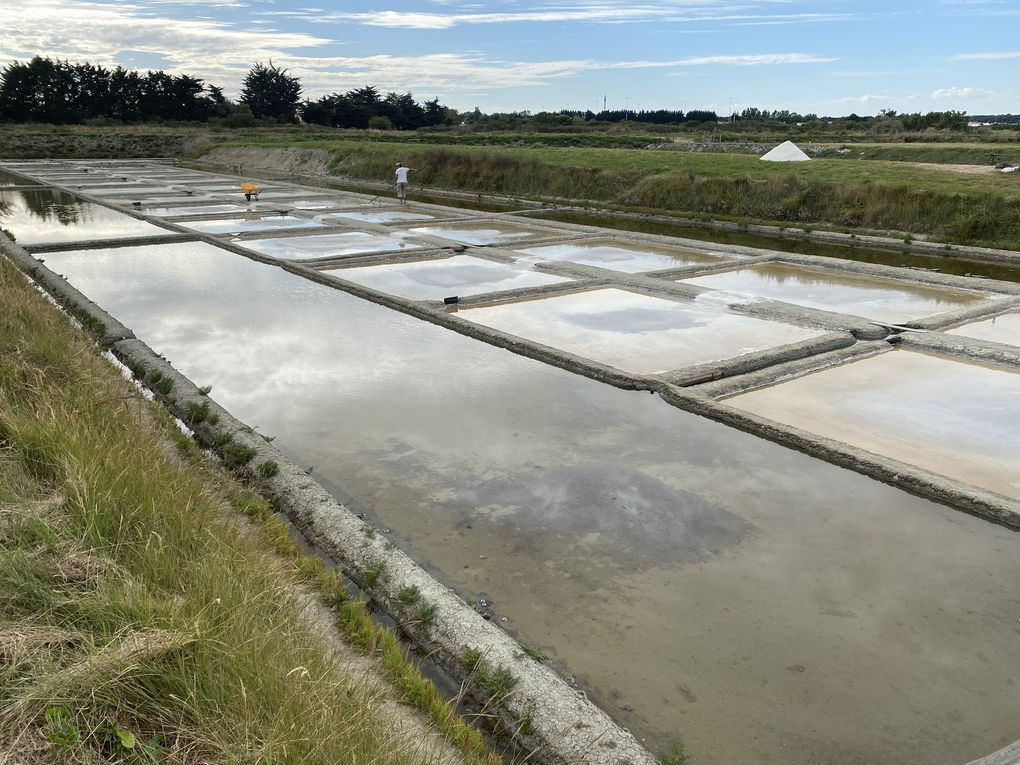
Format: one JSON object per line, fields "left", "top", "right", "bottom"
{"left": 455, "top": 287, "right": 826, "bottom": 374}
{"left": 726, "top": 348, "right": 1020, "bottom": 499}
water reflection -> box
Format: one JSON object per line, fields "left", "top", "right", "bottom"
{"left": 729, "top": 348, "right": 1020, "bottom": 498}
{"left": 515, "top": 239, "right": 722, "bottom": 273}
{"left": 179, "top": 215, "right": 326, "bottom": 235}
{"left": 325, "top": 210, "right": 436, "bottom": 224}
{"left": 38, "top": 240, "right": 1020, "bottom": 765}
{"left": 408, "top": 223, "right": 549, "bottom": 245}
{"left": 537, "top": 209, "right": 1020, "bottom": 283}
{"left": 947, "top": 311, "right": 1020, "bottom": 346}
{"left": 682, "top": 263, "right": 987, "bottom": 323}
{"left": 0, "top": 188, "right": 170, "bottom": 244}
{"left": 144, "top": 204, "right": 249, "bottom": 218}
{"left": 243, "top": 231, "right": 421, "bottom": 260}
{"left": 326, "top": 254, "right": 572, "bottom": 299}
{"left": 0, "top": 169, "right": 38, "bottom": 186}
{"left": 457, "top": 288, "right": 825, "bottom": 374}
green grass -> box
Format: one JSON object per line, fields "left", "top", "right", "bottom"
{"left": 0, "top": 254, "right": 499, "bottom": 765}
{"left": 219, "top": 134, "right": 1020, "bottom": 247}
{"left": 2, "top": 123, "right": 1018, "bottom": 245}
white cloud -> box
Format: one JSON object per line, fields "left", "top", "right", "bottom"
{"left": 949, "top": 51, "right": 1020, "bottom": 61}
{"left": 0, "top": 0, "right": 837, "bottom": 100}
{"left": 932, "top": 86, "right": 979, "bottom": 98}
{"left": 0, "top": 0, "right": 330, "bottom": 92}
{"left": 141, "top": 0, "right": 248, "bottom": 5}
{"left": 258, "top": 3, "right": 857, "bottom": 30}
{"left": 666, "top": 53, "right": 836, "bottom": 66}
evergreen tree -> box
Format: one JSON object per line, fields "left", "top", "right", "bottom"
{"left": 240, "top": 61, "right": 302, "bottom": 121}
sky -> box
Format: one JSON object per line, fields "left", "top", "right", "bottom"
{"left": 1, "top": 0, "right": 1018, "bottom": 116}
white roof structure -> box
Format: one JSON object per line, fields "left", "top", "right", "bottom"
{"left": 761, "top": 140, "right": 811, "bottom": 162}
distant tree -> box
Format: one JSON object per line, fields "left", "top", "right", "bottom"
{"left": 0, "top": 56, "right": 224, "bottom": 123}
{"left": 0, "top": 57, "right": 76, "bottom": 122}
{"left": 299, "top": 87, "right": 452, "bottom": 130}
{"left": 240, "top": 61, "right": 302, "bottom": 121}
{"left": 423, "top": 97, "right": 451, "bottom": 126}
{"left": 684, "top": 109, "right": 718, "bottom": 123}
{"left": 367, "top": 114, "right": 393, "bottom": 130}
{"left": 206, "top": 85, "right": 233, "bottom": 118}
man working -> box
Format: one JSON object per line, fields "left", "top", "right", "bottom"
{"left": 394, "top": 162, "right": 413, "bottom": 204}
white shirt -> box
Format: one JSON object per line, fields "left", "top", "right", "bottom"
{"left": 395, "top": 166, "right": 410, "bottom": 183}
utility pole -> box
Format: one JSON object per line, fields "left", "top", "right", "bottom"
{"left": 625, "top": 97, "right": 629, "bottom": 123}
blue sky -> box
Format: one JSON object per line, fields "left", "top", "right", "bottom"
{"left": 2, "top": 0, "right": 1018, "bottom": 116}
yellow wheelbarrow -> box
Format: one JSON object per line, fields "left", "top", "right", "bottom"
{"left": 240, "top": 182, "right": 262, "bottom": 202}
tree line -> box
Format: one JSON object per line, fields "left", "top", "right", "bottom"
{"left": 0, "top": 55, "right": 1006, "bottom": 133}
{"left": 0, "top": 57, "right": 455, "bottom": 128}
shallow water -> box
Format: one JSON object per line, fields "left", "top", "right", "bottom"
{"left": 179, "top": 215, "right": 326, "bottom": 235}
{"left": 39, "top": 240, "right": 1020, "bottom": 765}
{"left": 456, "top": 287, "right": 827, "bottom": 374}
{"left": 326, "top": 209, "right": 437, "bottom": 223}
{"left": 242, "top": 231, "right": 423, "bottom": 260}
{"left": 408, "top": 221, "right": 554, "bottom": 245}
{"left": 75, "top": 184, "right": 176, "bottom": 196}
{"left": 0, "top": 169, "right": 38, "bottom": 186}
{"left": 326, "top": 254, "right": 573, "bottom": 299}
{"left": 946, "top": 310, "right": 1020, "bottom": 346}
{"left": 515, "top": 238, "right": 725, "bottom": 273}
{"left": 727, "top": 348, "right": 1020, "bottom": 499}
{"left": 536, "top": 209, "right": 1020, "bottom": 283}
{"left": 681, "top": 262, "right": 988, "bottom": 323}
{"left": 0, "top": 188, "right": 170, "bottom": 244}
{"left": 144, "top": 204, "right": 250, "bottom": 218}
{"left": 275, "top": 198, "right": 348, "bottom": 209}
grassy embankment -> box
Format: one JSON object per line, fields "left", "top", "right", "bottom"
{"left": 222, "top": 133, "right": 1020, "bottom": 248}
{"left": 0, "top": 254, "right": 500, "bottom": 764}
{"left": 2, "top": 124, "right": 1018, "bottom": 247}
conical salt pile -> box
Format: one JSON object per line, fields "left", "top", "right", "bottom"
{"left": 760, "top": 140, "right": 811, "bottom": 162}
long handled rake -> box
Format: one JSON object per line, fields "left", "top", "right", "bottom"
{"left": 369, "top": 182, "right": 397, "bottom": 204}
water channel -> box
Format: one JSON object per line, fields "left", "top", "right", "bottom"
{"left": 37, "top": 239, "right": 1020, "bottom": 765}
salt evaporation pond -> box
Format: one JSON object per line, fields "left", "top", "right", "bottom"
{"left": 179, "top": 215, "right": 325, "bottom": 235}
{"left": 515, "top": 239, "right": 723, "bottom": 273}
{"left": 455, "top": 287, "right": 826, "bottom": 375}
{"left": 681, "top": 262, "right": 986, "bottom": 323}
{"left": 0, "top": 169, "right": 38, "bottom": 186}
{"left": 144, "top": 204, "right": 250, "bottom": 218}
{"left": 242, "top": 231, "right": 421, "bottom": 260}
{"left": 325, "top": 210, "right": 437, "bottom": 224}
{"left": 0, "top": 188, "right": 171, "bottom": 244}
{"left": 407, "top": 222, "right": 551, "bottom": 245}
{"left": 727, "top": 348, "right": 1020, "bottom": 499}
{"left": 326, "top": 254, "right": 572, "bottom": 299}
{"left": 39, "top": 240, "right": 1020, "bottom": 765}
{"left": 947, "top": 310, "right": 1020, "bottom": 346}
